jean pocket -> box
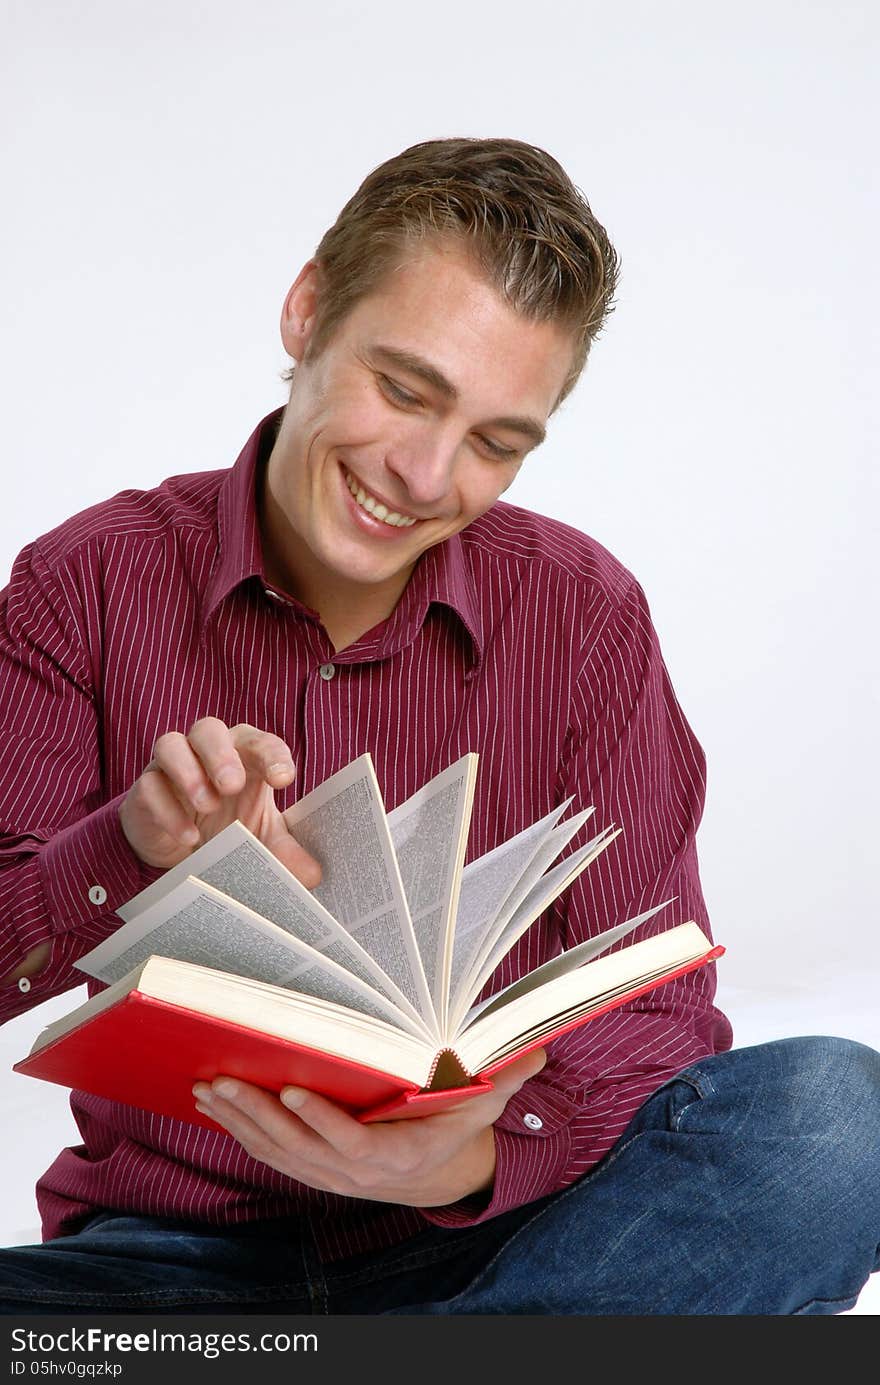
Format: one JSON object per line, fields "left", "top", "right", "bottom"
{"left": 662, "top": 1068, "right": 716, "bottom": 1132}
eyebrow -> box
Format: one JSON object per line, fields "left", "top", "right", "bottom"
{"left": 368, "top": 344, "right": 547, "bottom": 448}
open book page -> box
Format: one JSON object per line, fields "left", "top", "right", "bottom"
{"left": 443, "top": 803, "right": 595, "bottom": 1030}
{"left": 454, "top": 921, "right": 712, "bottom": 1073}
{"left": 445, "top": 800, "right": 578, "bottom": 1031}
{"left": 116, "top": 820, "right": 423, "bottom": 1030}
{"left": 461, "top": 900, "right": 676, "bottom": 1025}
{"left": 385, "top": 753, "right": 478, "bottom": 1027}
{"left": 76, "top": 877, "right": 430, "bottom": 1037}
{"left": 453, "top": 827, "right": 623, "bottom": 1028}
{"left": 282, "top": 754, "right": 436, "bottom": 1029}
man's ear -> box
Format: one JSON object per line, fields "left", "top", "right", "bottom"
{"left": 280, "top": 260, "right": 320, "bottom": 364}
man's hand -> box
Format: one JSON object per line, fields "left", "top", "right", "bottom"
{"left": 191, "top": 1047, "right": 547, "bottom": 1208}
{"left": 119, "top": 717, "right": 321, "bottom": 884}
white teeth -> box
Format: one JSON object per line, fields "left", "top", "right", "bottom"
{"left": 344, "top": 469, "right": 417, "bottom": 527}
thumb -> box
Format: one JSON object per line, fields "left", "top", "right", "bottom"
{"left": 267, "top": 820, "right": 323, "bottom": 890}
{"left": 493, "top": 1046, "right": 547, "bottom": 1096}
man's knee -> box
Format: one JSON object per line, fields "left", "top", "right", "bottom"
{"left": 761, "top": 1034, "right": 879, "bottom": 1143}
{"left": 689, "top": 1035, "right": 880, "bottom": 1212}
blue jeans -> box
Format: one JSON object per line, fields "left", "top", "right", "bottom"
{"left": 1, "top": 1037, "right": 878, "bottom": 1315}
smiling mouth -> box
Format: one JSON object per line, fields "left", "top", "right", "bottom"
{"left": 342, "top": 466, "right": 419, "bottom": 528}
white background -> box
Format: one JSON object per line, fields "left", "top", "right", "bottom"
{"left": 1, "top": 0, "right": 877, "bottom": 1310}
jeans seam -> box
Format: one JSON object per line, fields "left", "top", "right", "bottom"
{"left": 329, "top": 1235, "right": 489, "bottom": 1290}
{"left": 791, "top": 1291, "right": 864, "bottom": 1314}
{"left": 673, "top": 1067, "right": 716, "bottom": 1099}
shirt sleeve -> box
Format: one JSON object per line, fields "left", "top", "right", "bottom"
{"left": 0, "top": 539, "right": 160, "bottom": 1023}
{"left": 420, "top": 577, "right": 733, "bottom": 1228}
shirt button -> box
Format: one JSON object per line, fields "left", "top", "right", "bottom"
{"left": 18, "top": 976, "right": 31, "bottom": 994}
{"left": 264, "top": 584, "right": 296, "bottom": 606}
{"left": 319, "top": 663, "right": 336, "bottom": 681}
{"left": 88, "top": 885, "right": 107, "bottom": 906}
{"left": 523, "top": 1112, "right": 543, "bottom": 1131}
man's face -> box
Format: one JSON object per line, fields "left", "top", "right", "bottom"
{"left": 263, "top": 240, "right": 575, "bottom": 623}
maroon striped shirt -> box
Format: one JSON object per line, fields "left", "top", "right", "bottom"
{"left": 0, "top": 408, "right": 732, "bottom": 1255}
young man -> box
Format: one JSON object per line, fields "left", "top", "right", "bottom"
{"left": 1, "top": 139, "right": 877, "bottom": 1315}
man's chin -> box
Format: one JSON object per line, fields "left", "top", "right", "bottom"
{"left": 320, "top": 545, "right": 419, "bottom": 591}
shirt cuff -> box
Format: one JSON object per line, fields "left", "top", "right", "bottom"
{"left": 417, "top": 1079, "right": 578, "bottom": 1228}
{"left": 38, "top": 793, "right": 165, "bottom": 935}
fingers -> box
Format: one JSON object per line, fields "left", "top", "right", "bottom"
{"left": 192, "top": 1077, "right": 328, "bottom": 1164}
{"left": 228, "top": 722, "right": 298, "bottom": 790}
{"left": 192, "top": 1078, "right": 361, "bottom": 1185}
{"left": 148, "top": 724, "right": 238, "bottom": 818}
{"left": 441, "top": 1048, "right": 547, "bottom": 1130}
{"left": 135, "top": 758, "right": 203, "bottom": 847}
{"left": 192, "top": 1064, "right": 544, "bottom": 1203}
{"left": 121, "top": 718, "right": 304, "bottom": 871}
{"left": 151, "top": 719, "right": 296, "bottom": 815}
{"left": 278, "top": 1085, "right": 373, "bottom": 1159}
{"left": 266, "top": 827, "right": 324, "bottom": 890}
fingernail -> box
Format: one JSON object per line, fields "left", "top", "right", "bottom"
{"left": 213, "top": 1079, "right": 238, "bottom": 1100}
{"left": 192, "top": 1083, "right": 211, "bottom": 1105}
{"left": 268, "top": 761, "right": 295, "bottom": 780}
{"left": 281, "top": 1087, "right": 305, "bottom": 1110}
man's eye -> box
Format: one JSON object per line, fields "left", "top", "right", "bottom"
{"left": 478, "top": 436, "right": 519, "bottom": 460}
{"left": 379, "top": 376, "right": 421, "bottom": 407}
{"left": 378, "top": 375, "right": 517, "bottom": 461}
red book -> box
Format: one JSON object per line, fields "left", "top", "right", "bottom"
{"left": 14, "top": 927, "right": 723, "bottom": 1126}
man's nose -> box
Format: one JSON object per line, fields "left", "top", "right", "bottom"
{"left": 385, "top": 429, "right": 459, "bottom": 507}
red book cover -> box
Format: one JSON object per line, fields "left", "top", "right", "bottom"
{"left": 13, "top": 990, "right": 421, "bottom": 1128}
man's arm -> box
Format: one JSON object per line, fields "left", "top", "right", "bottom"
{"left": 0, "top": 539, "right": 159, "bottom": 1016}
{"left": 0, "top": 540, "right": 322, "bottom": 1016}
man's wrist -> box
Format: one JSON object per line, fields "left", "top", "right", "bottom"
{"left": 419, "top": 1125, "right": 496, "bottom": 1208}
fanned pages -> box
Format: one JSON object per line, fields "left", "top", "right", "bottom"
{"left": 446, "top": 799, "right": 578, "bottom": 1025}
{"left": 113, "top": 818, "right": 428, "bottom": 1033}
{"left": 385, "top": 753, "right": 478, "bottom": 1027}
{"left": 281, "top": 754, "right": 435, "bottom": 1025}
{"left": 455, "top": 825, "right": 623, "bottom": 1028}
{"left": 79, "top": 877, "right": 431, "bottom": 1038}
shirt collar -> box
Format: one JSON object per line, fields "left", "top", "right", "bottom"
{"left": 200, "top": 408, "right": 279, "bottom": 633}
{"left": 200, "top": 408, "right": 484, "bottom": 672}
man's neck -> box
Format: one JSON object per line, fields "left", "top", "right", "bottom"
{"left": 260, "top": 543, "right": 404, "bottom": 653}
{"left": 256, "top": 443, "right": 414, "bottom": 653}
{"left": 311, "top": 600, "right": 393, "bottom": 656}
